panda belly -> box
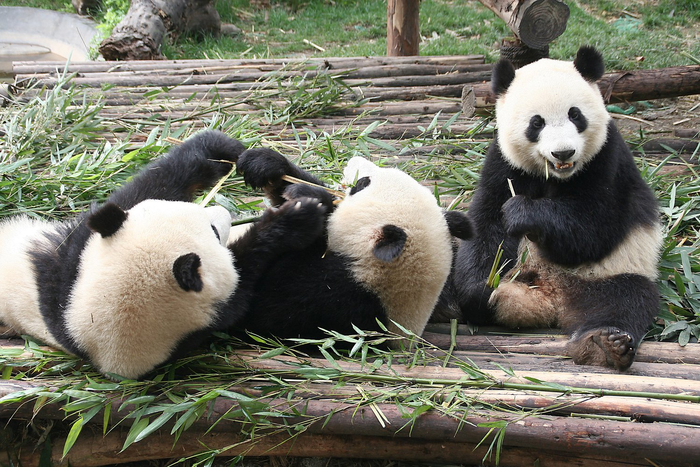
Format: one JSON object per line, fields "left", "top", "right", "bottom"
{"left": 0, "top": 217, "right": 63, "bottom": 349}
{"left": 491, "top": 223, "right": 662, "bottom": 329}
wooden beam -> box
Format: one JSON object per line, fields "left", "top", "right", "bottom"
{"left": 387, "top": 0, "right": 420, "bottom": 56}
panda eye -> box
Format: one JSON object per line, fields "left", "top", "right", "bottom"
{"left": 211, "top": 224, "right": 220, "bottom": 241}
{"left": 349, "top": 176, "right": 371, "bottom": 195}
{"left": 530, "top": 115, "right": 545, "bottom": 129}
{"left": 568, "top": 107, "right": 582, "bottom": 120}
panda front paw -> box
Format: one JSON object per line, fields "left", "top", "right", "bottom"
{"left": 502, "top": 195, "right": 537, "bottom": 239}
{"left": 180, "top": 130, "right": 245, "bottom": 175}
{"left": 237, "top": 148, "right": 293, "bottom": 189}
{"left": 261, "top": 197, "right": 327, "bottom": 250}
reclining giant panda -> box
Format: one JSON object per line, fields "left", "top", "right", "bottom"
{"left": 233, "top": 149, "right": 472, "bottom": 344}
{"left": 437, "top": 46, "right": 662, "bottom": 370}
{"left": 0, "top": 131, "right": 326, "bottom": 379}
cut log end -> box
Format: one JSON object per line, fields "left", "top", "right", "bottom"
{"left": 517, "top": 0, "right": 570, "bottom": 49}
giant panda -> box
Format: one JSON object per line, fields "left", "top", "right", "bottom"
{"left": 438, "top": 46, "right": 662, "bottom": 370}
{"left": 0, "top": 131, "right": 327, "bottom": 379}
{"left": 233, "top": 149, "right": 472, "bottom": 344}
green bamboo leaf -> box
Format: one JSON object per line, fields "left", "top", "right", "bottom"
{"left": 121, "top": 417, "right": 151, "bottom": 452}
{"left": 134, "top": 411, "right": 175, "bottom": 443}
{"left": 62, "top": 415, "right": 84, "bottom": 459}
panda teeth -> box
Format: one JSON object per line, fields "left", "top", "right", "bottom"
{"left": 554, "top": 162, "right": 574, "bottom": 170}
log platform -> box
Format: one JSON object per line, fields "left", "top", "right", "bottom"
{"left": 3, "top": 56, "right": 700, "bottom": 466}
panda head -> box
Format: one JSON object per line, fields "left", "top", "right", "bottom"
{"left": 327, "top": 157, "right": 471, "bottom": 340}
{"left": 67, "top": 199, "right": 238, "bottom": 379}
{"left": 492, "top": 46, "right": 610, "bottom": 179}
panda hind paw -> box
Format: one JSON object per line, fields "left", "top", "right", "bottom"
{"left": 264, "top": 197, "right": 327, "bottom": 249}
{"left": 568, "top": 327, "right": 636, "bottom": 371}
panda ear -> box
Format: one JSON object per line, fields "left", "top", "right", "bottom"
{"left": 573, "top": 46, "right": 605, "bottom": 82}
{"left": 88, "top": 202, "right": 128, "bottom": 238}
{"left": 373, "top": 225, "right": 407, "bottom": 262}
{"left": 443, "top": 211, "right": 472, "bottom": 240}
{"left": 173, "top": 253, "right": 203, "bottom": 292}
{"left": 491, "top": 59, "right": 516, "bottom": 97}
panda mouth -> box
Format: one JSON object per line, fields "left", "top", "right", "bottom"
{"left": 547, "top": 160, "right": 575, "bottom": 174}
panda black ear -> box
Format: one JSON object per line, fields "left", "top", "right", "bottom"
{"left": 573, "top": 46, "right": 605, "bottom": 82}
{"left": 491, "top": 59, "right": 516, "bottom": 97}
{"left": 373, "top": 225, "right": 407, "bottom": 262}
{"left": 444, "top": 211, "right": 472, "bottom": 240}
{"left": 173, "top": 253, "right": 203, "bottom": 292}
{"left": 88, "top": 202, "right": 128, "bottom": 238}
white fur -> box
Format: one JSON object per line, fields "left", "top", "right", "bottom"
{"left": 496, "top": 58, "right": 610, "bottom": 179}
{"left": 0, "top": 217, "right": 64, "bottom": 349}
{"left": 66, "top": 200, "right": 238, "bottom": 379}
{"left": 327, "top": 157, "right": 453, "bottom": 339}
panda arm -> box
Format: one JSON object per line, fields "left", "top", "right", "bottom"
{"left": 107, "top": 131, "right": 244, "bottom": 210}
{"left": 502, "top": 190, "right": 628, "bottom": 266}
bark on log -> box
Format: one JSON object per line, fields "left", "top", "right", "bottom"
{"left": 477, "top": 0, "right": 570, "bottom": 49}
{"left": 9, "top": 430, "right": 671, "bottom": 467}
{"left": 461, "top": 64, "right": 700, "bottom": 116}
{"left": 387, "top": 0, "right": 421, "bottom": 56}
{"left": 98, "top": 0, "right": 222, "bottom": 61}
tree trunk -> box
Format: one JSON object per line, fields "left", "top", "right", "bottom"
{"left": 387, "top": 0, "right": 420, "bottom": 56}
{"left": 477, "top": 0, "right": 569, "bottom": 49}
{"left": 98, "top": 0, "right": 221, "bottom": 61}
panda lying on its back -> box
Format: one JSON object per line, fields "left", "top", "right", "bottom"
{"left": 439, "top": 46, "right": 662, "bottom": 370}
{"left": 0, "top": 131, "right": 326, "bottom": 379}
{"left": 234, "top": 150, "right": 471, "bottom": 344}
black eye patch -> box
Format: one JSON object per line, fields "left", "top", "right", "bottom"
{"left": 349, "top": 176, "right": 371, "bottom": 195}
{"left": 525, "top": 115, "right": 545, "bottom": 142}
{"left": 568, "top": 106, "right": 588, "bottom": 133}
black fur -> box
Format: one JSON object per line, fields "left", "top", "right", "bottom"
{"left": 237, "top": 147, "right": 328, "bottom": 206}
{"left": 173, "top": 253, "right": 204, "bottom": 292}
{"left": 28, "top": 131, "right": 326, "bottom": 376}
{"left": 373, "top": 225, "right": 407, "bottom": 262}
{"left": 491, "top": 59, "right": 516, "bottom": 97}
{"left": 444, "top": 210, "right": 472, "bottom": 240}
{"left": 525, "top": 115, "right": 545, "bottom": 143}
{"left": 568, "top": 107, "right": 588, "bottom": 133}
{"left": 88, "top": 203, "right": 128, "bottom": 237}
{"left": 573, "top": 46, "right": 606, "bottom": 82}
{"left": 441, "top": 120, "right": 660, "bottom": 367}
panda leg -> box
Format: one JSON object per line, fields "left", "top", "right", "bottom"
{"left": 107, "top": 130, "right": 245, "bottom": 209}
{"left": 561, "top": 273, "right": 659, "bottom": 371}
{"left": 220, "top": 196, "right": 328, "bottom": 328}
{"left": 236, "top": 148, "right": 329, "bottom": 206}
{"left": 489, "top": 266, "right": 562, "bottom": 328}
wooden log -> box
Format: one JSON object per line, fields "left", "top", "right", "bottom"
{"left": 9, "top": 430, "right": 667, "bottom": 467}
{"left": 462, "top": 65, "right": 700, "bottom": 117}
{"left": 98, "top": 0, "right": 221, "bottom": 61}
{"left": 387, "top": 0, "right": 420, "bottom": 56}
{"left": 12, "top": 55, "right": 485, "bottom": 76}
{"left": 422, "top": 331, "right": 700, "bottom": 364}
{"left": 477, "top": 0, "right": 569, "bottom": 49}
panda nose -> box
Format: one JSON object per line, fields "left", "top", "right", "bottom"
{"left": 552, "top": 149, "right": 575, "bottom": 161}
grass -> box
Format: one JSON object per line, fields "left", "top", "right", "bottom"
{"left": 3, "top": 0, "right": 700, "bottom": 68}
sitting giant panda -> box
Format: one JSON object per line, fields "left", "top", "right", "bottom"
{"left": 233, "top": 149, "right": 472, "bottom": 344}
{"left": 0, "top": 131, "right": 327, "bottom": 379}
{"left": 438, "top": 46, "right": 662, "bottom": 370}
